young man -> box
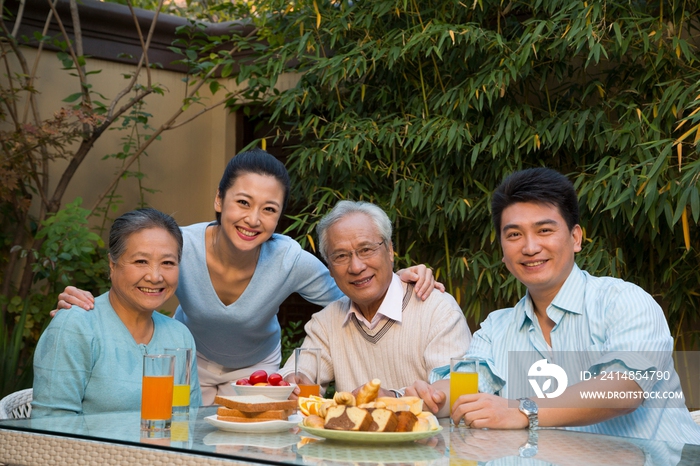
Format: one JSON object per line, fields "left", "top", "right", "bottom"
{"left": 280, "top": 200, "right": 471, "bottom": 397}
{"left": 409, "top": 168, "right": 700, "bottom": 445}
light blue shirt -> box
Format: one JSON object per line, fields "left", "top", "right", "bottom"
{"left": 435, "top": 264, "right": 700, "bottom": 445}
{"left": 174, "top": 223, "right": 344, "bottom": 369}
{"left": 33, "top": 292, "right": 202, "bottom": 416}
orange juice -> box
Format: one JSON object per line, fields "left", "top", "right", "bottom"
{"left": 141, "top": 375, "right": 174, "bottom": 420}
{"left": 450, "top": 371, "right": 478, "bottom": 409}
{"left": 298, "top": 384, "right": 321, "bottom": 398}
{"left": 172, "top": 384, "right": 189, "bottom": 407}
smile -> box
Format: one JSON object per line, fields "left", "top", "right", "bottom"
{"left": 523, "top": 260, "right": 546, "bottom": 267}
{"left": 350, "top": 276, "right": 373, "bottom": 286}
{"left": 138, "top": 287, "right": 163, "bottom": 293}
{"left": 236, "top": 227, "right": 259, "bottom": 237}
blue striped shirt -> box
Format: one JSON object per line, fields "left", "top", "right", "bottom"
{"left": 435, "top": 264, "right": 700, "bottom": 445}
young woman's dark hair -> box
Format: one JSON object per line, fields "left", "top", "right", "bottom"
{"left": 491, "top": 167, "right": 580, "bottom": 236}
{"left": 215, "top": 148, "right": 291, "bottom": 224}
{"left": 109, "top": 208, "right": 183, "bottom": 262}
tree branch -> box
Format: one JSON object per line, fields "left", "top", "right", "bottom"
{"left": 68, "top": 0, "right": 82, "bottom": 58}
{"left": 10, "top": 0, "right": 26, "bottom": 37}
{"left": 22, "top": 0, "right": 59, "bottom": 123}
{"left": 167, "top": 97, "right": 229, "bottom": 130}
{"left": 46, "top": 0, "right": 90, "bottom": 107}
{"left": 108, "top": 0, "right": 166, "bottom": 118}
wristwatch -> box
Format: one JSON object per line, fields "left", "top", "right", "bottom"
{"left": 517, "top": 397, "right": 539, "bottom": 430}
{"left": 518, "top": 429, "right": 539, "bottom": 458}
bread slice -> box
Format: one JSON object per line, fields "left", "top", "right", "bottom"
{"left": 376, "top": 396, "right": 423, "bottom": 414}
{"left": 324, "top": 406, "right": 372, "bottom": 431}
{"left": 214, "top": 395, "right": 296, "bottom": 413}
{"left": 217, "top": 415, "right": 279, "bottom": 423}
{"left": 395, "top": 410, "right": 418, "bottom": 432}
{"left": 367, "top": 408, "right": 398, "bottom": 432}
{"left": 216, "top": 406, "right": 292, "bottom": 420}
{"left": 412, "top": 417, "right": 430, "bottom": 432}
{"left": 417, "top": 412, "right": 440, "bottom": 431}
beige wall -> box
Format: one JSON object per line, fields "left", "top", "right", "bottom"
{"left": 24, "top": 47, "right": 234, "bottom": 228}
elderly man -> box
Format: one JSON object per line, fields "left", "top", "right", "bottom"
{"left": 280, "top": 200, "right": 471, "bottom": 398}
{"left": 410, "top": 168, "right": 700, "bottom": 445}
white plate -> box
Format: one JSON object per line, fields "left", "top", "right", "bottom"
{"left": 205, "top": 414, "right": 302, "bottom": 433}
{"left": 298, "top": 424, "right": 443, "bottom": 443}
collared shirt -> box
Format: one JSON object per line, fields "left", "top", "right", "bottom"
{"left": 434, "top": 264, "right": 700, "bottom": 445}
{"left": 342, "top": 274, "right": 404, "bottom": 330}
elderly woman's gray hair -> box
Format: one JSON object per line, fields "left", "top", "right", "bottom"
{"left": 317, "top": 200, "right": 393, "bottom": 261}
{"left": 109, "top": 208, "right": 183, "bottom": 262}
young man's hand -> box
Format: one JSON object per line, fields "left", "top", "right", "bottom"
{"left": 451, "top": 393, "right": 528, "bottom": 429}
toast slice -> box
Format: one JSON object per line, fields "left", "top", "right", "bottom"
{"left": 214, "top": 395, "right": 297, "bottom": 413}
{"left": 217, "top": 415, "right": 282, "bottom": 423}
{"left": 216, "top": 406, "right": 292, "bottom": 420}
{"left": 376, "top": 396, "right": 424, "bottom": 415}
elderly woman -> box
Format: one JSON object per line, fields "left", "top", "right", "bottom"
{"left": 32, "top": 208, "right": 201, "bottom": 416}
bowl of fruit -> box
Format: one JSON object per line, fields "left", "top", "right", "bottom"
{"left": 231, "top": 370, "right": 296, "bottom": 400}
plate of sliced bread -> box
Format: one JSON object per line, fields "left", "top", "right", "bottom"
{"left": 206, "top": 395, "right": 301, "bottom": 433}
{"left": 296, "top": 379, "right": 443, "bottom": 443}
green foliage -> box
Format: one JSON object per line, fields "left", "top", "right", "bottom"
{"left": 8, "top": 199, "right": 110, "bottom": 344}
{"left": 281, "top": 319, "right": 305, "bottom": 365}
{"left": 0, "top": 297, "right": 33, "bottom": 399}
{"left": 33, "top": 199, "right": 109, "bottom": 293}
{"left": 220, "top": 0, "right": 700, "bottom": 348}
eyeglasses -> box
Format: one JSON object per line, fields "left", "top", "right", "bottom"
{"left": 328, "top": 241, "right": 386, "bottom": 266}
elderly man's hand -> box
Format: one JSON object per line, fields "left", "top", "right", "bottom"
{"left": 405, "top": 380, "right": 447, "bottom": 415}
{"left": 396, "top": 264, "right": 445, "bottom": 300}
{"left": 50, "top": 286, "right": 95, "bottom": 317}
{"left": 350, "top": 385, "right": 395, "bottom": 400}
{"left": 284, "top": 373, "right": 314, "bottom": 401}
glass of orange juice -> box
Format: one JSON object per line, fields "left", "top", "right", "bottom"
{"left": 165, "top": 348, "right": 192, "bottom": 416}
{"left": 295, "top": 347, "right": 321, "bottom": 397}
{"left": 450, "top": 357, "right": 479, "bottom": 425}
{"left": 141, "top": 354, "right": 175, "bottom": 431}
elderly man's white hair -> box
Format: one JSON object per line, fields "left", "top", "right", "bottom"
{"left": 317, "top": 200, "right": 393, "bottom": 262}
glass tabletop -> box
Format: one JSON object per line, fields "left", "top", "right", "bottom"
{"left": 1, "top": 406, "right": 699, "bottom": 465}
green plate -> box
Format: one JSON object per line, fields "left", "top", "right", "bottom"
{"left": 298, "top": 424, "right": 443, "bottom": 443}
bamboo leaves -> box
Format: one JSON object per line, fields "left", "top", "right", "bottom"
{"left": 238, "top": 0, "right": 700, "bottom": 344}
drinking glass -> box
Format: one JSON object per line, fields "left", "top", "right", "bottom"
{"left": 165, "top": 347, "right": 191, "bottom": 415}
{"left": 450, "top": 357, "right": 479, "bottom": 421}
{"left": 295, "top": 347, "right": 321, "bottom": 397}
{"left": 141, "top": 354, "right": 175, "bottom": 431}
